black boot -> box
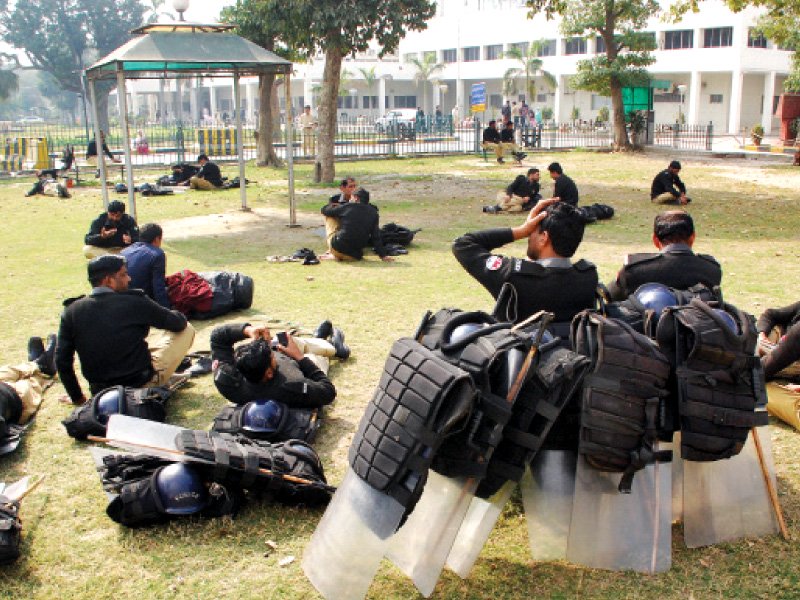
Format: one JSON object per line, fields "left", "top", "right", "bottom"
{"left": 330, "top": 328, "right": 351, "bottom": 360}
{"left": 27, "top": 336, "right": 44, "bottom": 361}
{"left": 314, "top": 320, "right": 333, "bottom": 340}
{"left": 35, "top": 333, "right": 57, "bottom": 377}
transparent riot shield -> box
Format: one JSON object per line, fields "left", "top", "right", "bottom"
{"left": 445, "top": 480, "right": 516, "bottom": 578}
{"left": 104, "top": 415, "right": 190, "bottom": 458}
{"left": 682, "top": 425, "right": 779, "bottom": 548}
{"left": 302, "top": 468, "right": 406, "bottom": 600}
{"left": 385, "top": 471, "right": 478, "bottom": 597}
{"left": 670, "top": 434, "right": 683, "bottom": 523}
{"left": 566, "top": 450, "right": 672, "bottom": 573}
{"left": 521, "top": 450, "right": 577, "bottom": 561}
{"left": 88, "top": 447, "right": 127, "bottom": 501}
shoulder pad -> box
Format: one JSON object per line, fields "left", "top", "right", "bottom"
{"left": 573, "top": 259, "right": 597, "bottom": 272}
{"left": 624, "top": 253, "right": 659, "bottom": 266}
{"left": 512, "top": 259, "right": 547, "bottom": 275}
{"left": 697, "top": 253, "right": 720, "bottom": 266}
{"left": 63, "top": 295, "right": 85, "bottom": 307}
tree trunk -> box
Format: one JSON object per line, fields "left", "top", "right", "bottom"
{"left": 317, "top": 47, "right": 344, "bottom": 183}
{"left": 256, "top": 73, "right": 282, "bottom": 167}
{"left": 609, "top": 78, "right": 631, "bottom": 151}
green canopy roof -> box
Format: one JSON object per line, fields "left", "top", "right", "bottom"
{"left": 86, "top": 29, "right": 292, "bottom": 80}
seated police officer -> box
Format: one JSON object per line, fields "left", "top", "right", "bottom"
{"left": 651, "top": 160, "right": 690, "bottom": 205}
{"left": 120, "top": 223, "right": 170, "bottom": 309}
{"left": 83, "top": 200, "right": 139, "bottom": 260}
{"left": 605, "top": 210, "right": 722, "bottom": 301}
{"left": 452, "top": 198, "right": 598, "bottom": 325}
{"left": 757, "top": 301, "right": 800, "bottom": 380}
{"left": 210, "top": 322, "right": 343, "bottom": 408}
{"left": 56, "top": 255, "right": 195, "bottom": 405}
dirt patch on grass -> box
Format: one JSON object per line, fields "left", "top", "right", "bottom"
{"left": 162, "top": 206, "right": 320, "bottom": 240}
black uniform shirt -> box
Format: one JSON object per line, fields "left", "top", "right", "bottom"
{"left": 651, "top": 169, "right": 686, "bottom": 199}
{"left": 84, "top": 212, "right": 139, "bottom": 248}
{"left": 506, "top": 175, "right": 540, "bottom": 199}
{"left": 553, "top": 174, "right": 579, "bottom": 206}
{"left": 196, "top": 161, "right": 224, "bottom": 187}
{"left": 483, "top": 127, "right": 501, "bottom": 144}
{"left": 321, "top": 201, "right": 387, "bottom": 259}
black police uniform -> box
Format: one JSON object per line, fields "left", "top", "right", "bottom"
{"left": 210, "top": 324, "right": 336, "bottom": 408}
{"left": 757, "top": 301, "right": 800, "bottom": 379}
{"left": 452, "top": 228, "right": 598, "bottom": 324}
{"left": 605, "top": 243, "right": 722, "bottom": 301}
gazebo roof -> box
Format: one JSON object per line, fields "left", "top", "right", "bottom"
{"left": 85, "top": 26, "right": 292, "bottom": 80}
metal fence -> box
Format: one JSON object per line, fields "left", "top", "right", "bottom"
{"left": 0, "top": 116, "right": 715, "bottom": 173}
{"left": 652, "top": 122, "right": 714, "bottom": 151}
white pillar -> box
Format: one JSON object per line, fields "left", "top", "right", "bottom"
{"left": 728, "top": 69, "right": 743, "bottom": 134}
{"left": 190, "top": 78, "right": 200, "bottom": 123}
{"left": 304, "top": 76, "right": 315, "bottom": 111}
{"left": 245, "top": 81, "right": 255, "bottom": 125}
{"left": 209, "top": 84, "right": 217, "bottom": 123}
{"left": 762, "top": 71, "right": 776, "bottom": 134}
{"left": 116, "top": 69, "right": 136, "bottom": 222}
{"left": 554, "top": 76, "right": 564, "bottom": 122}
{"left": 379, "top": 76, "right": 389, "bottom": 116}
{"left": 456, "top": 79, "right": 465, "bottom": 117}
{"left": 233, "top": 72, "right": 247, "bottom": 211}
{"left": 688, "top": 71, "right": 701, "bottom": 125}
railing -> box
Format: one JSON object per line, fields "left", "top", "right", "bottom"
{"left": 0, "top": 117, "right": 716, "bottom": 173}
{"left": 652, "top": 122, "right": 714, "bottom": 151}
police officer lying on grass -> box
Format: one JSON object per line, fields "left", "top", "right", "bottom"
{"left": 605, "top": 210, "right": 721, "bottom": 301}
{"left": 210, "top": 322, "right": 349, "bottom": 408}
{"left": 452, "top": 198, "right": 597, "bottom": 325}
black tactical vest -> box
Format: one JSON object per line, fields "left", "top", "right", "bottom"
{"left": 62, "top": 386, "right": 169, "bottom": 440}
{"left": 656, "top": 300, "right": 769, "bottom": 461}
{"left": 0, "top": 383, "right": 22, "bottom": 442}
{"left": 0, "top": 497, "right": 20, "bottom": 564}
{"left": 211, "top": 403, "right": 320, "bottom": 443}
{"left": 620, "top": 251, "right": 722, "bottom": 298}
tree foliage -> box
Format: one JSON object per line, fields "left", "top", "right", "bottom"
{"left": 0, "top": 0, "right": 146, "bottom": 131}
{"left": 527, "top": 0, "right": 658, "bottom": 149}
{"left": 406, "top": 53, "right": 444, "bottom": 114}
{"left": 228, "top": 0, "right": 435, "bottom": 182}
{"left": 502, "top": 40, "right": 557, "bottom": 101}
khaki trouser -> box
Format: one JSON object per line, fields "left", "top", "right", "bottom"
{"left": 501, "top": 142, "right": 520, "bottom": 155}
{"left": 324, "top": 216, "right": 357, "bottom": 261}
{"left": 496, "top": 191, "right": 528, "bottom": 213}
{"left": 652, "top": 192, "right": 682, "bottom": 205}
{"left": 766, "top": 382, "right": 800, "bottom": 431}
{"left": 482, "top": 142, "right": 503, "bottom": 159}
{"left": 189, "top": 176, "right": 219, "bottom": 190}
{"left": 83, "top": 245, "right": 123, "bottom": 260}
{"left": 294, "top": 337, "right": 335, "bottom": 374}
{"left": 146, "top": 324, "right": 196, "bottom": 386}
{"left": 302, "top": 129, "right": 316, "bottom": 155}
{"left": 0, "top": 361, "right": 47, "bottom": 424}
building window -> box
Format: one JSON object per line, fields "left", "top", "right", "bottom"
{"left": 394, "top": 95, "right": 417, "bottom": 108}
{"left": 463, "top": 46, "right": 480, "bottom": 62}
{"left": 442, "top": 48, "right": 457, "bottom": 63}
{"left": 509, "top": 42, "right": 528, "bottom": 55}
{"left": 402, "top": 52, "right": 417, "bottom": 63}
{"left": 363, "top": 96, "right": 378, "bottom": 109}
{"left": 748, "top": 29, "right": 768, "bottom": 48}
{"left": 703, "top": 27, "right": 733, "bottom": 48}
{"left": 485, "top": 44, "right": 503, "bottom": 60}
{"left": 664, "top": 30, "right": 694, "bottom": 50}
{"left": 536, "top": 93, "right": 547, "bottom": 103}
{"left": 337, "top": 96, "right": 356, "bottom": 109}
{"left": 536, "top": 40, "right": 557, "bottom": 57}
{"left": 595, "top": 36, "right": 606, "bottom": 54}
{"left": 564, "top": 37, "right": 587, "bottom": 55}
{"left": 709, "top": 94, "right": 723, "bottom": 104}
{"left": 489, "top": 94, "right": 503, "bottom": 108}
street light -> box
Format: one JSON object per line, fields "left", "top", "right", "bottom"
{"left": 172, "top": 0, "right": 190, "bottom": 21}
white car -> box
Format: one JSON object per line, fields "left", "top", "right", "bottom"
{"left": 18, "top": 116, "right": 44, "bottom": 124}
{"left": 374, "top": 109, "right": 417, "bottom": 134}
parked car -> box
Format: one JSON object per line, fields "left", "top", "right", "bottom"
{"left": 374, "top": 109, "right": 417, "bottom": 136}
{"left": 17, "top": 116, "right": 44, "bottom": 124}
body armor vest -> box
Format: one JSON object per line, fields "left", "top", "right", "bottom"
{"left": 212, "top": 403, "right": 319, "bottom": 443}
{"left": 494, "top": 259, "right": 598, "bottom": 324}
{"left": 176, "top": 431, "right": 332, "bottom": 506}
{"left": 656, "top": 299, "right": 769, "bottom": 461}
{"left": 62, "top": 386, "right": 170, "bottom": 440}
{"left": 621, "top": 252, "right": 721, "bottom": 297}
{"left": 0, "top": 496, "right": 20, "bottom": 564}
{"left": 0, "top": 383, "right": 22, "bottom": 443}
{"left": 572, "top": 311, "right": 673, "bottom": 493}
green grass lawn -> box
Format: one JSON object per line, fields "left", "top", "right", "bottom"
{"left": 1, "top": 152, "right": 799, "bottom": 599}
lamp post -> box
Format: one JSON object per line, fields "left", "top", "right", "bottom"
{"left": 172, "top": 0, "right": 189, "bottom": 21}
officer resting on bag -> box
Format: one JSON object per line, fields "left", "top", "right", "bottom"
{"left": 210, "top": 322, "right": 347, "bottom": 408}
{"left": 452, "top": 198, "right": 597, "bottom": 326}
{"left": 605, "top": 210, "right": 722, "bottom": 301}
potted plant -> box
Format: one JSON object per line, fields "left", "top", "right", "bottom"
{"left": 751, "top": 124, "right": 764, "bottom": 146}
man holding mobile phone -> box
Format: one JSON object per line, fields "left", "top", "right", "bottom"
{"left": 209, "top": 322, "right": 349, "bottom": 407}
{"left": 83, "top": 200, "right": 139, "bottom": 259}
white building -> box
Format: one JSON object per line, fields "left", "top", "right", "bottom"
{"left": 116, "top": 0, "right": 792, "bottom": 135}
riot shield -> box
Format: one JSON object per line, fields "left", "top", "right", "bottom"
{"left": 302, "top": 468, "right": 406, "bottom": 600}
{"left": 670, "top": 434, "right": 683, "bottom": 523}
{"left": 683, "top": 425, "right": 779, "bottom": 548}
{"left": 104, "top": 414, "right": 189, "bottom": 458}
{"left": 385, "top": 471, "right": 478, "bottom": 597}
{"left": 445, "top": 481, "right": 516, "bottom": 579}
{"left": 566, "top": 450, "right": 672, "bottom": 573}
{"left": 521, "top": 450, "right": 577, "bottom": 561}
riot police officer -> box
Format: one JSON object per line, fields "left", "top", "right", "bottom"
{"left": 605, "top": 210, "right": 721, "bottom": 301}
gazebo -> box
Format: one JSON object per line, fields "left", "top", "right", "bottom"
{"left": 85, "top": 20, "right": 296, "bottom": 223}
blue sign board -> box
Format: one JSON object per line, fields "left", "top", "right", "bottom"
{"left": 470, "top": 83, "right": 486, "bottom": 113}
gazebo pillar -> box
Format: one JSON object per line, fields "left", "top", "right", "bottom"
{"left": 88, "top": 80, "right": 109, "bottom": 210}
{"left": 233, "top": 71, "right": 247, "bottom": 211}
{"left": 285, "top": 71, "right": 296, "bottom": 226}
{"left": 116, "top": 67, "right": 137, "bottom": 221}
